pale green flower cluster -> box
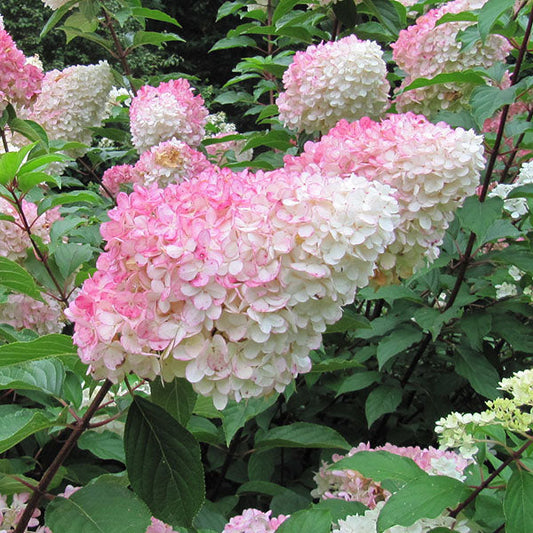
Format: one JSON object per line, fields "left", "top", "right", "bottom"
{"left": 435, "top": 368, "right": 533, "bottom": 456}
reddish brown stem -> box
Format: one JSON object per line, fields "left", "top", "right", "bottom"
{"left": 14, "top": 380, "right": 113, "bottom": 533}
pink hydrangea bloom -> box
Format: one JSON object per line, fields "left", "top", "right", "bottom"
{"left": 313, "top": 443, "right": 471, "bottom": 508}
{"left": 0, "top": 293, "right": 65, "bottom": 335}
{"left": 392, "top": 0, "right": 512, "bottom": 115}
{"left": 129, "top": 79, "right": 208, "bottom": 153}
{"left": 0, "top": 29, "right": 43, "bottom": 113}
{"left": 0, "top": 492, "right": 42, "bottom": 531}
{"left": 223, "top": 508, "right": 288, "bottom": 533}
{"left": 101, "top": 164, "right": 140, "bottom": 197}
{"left": 19, "top": 62, "right": 113, "bottom": 152}
{"left": 67, "top": 166, "right": 399, "bottom": 408}
{"left": 135, "top": 139, "right": 213, "bottom": 187}
{"left": 277, "top": 35, "right": 389, "bottom": 133}
{"left": 145, "top": 517, "right": 180, "bottom": 533}
{"left": 284, "top": 113, "right": 485, "bottom": 281}
{"left": 0, "top": 197, "right": 61, "bottom": 262}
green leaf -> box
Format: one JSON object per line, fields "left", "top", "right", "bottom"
{"left": 361, "top": 0, "right": 405, "bottom": 37}
{"left": 62, "top": 12, "right": 98, "bottom": 43}
{"left": 40, "top": 0, "right": 79, "bottom": 38}
{"left": 504, "top": 470, "right": 533, "bottom": 533}
{"left": 272, "top": 0, "right": 307, "bottom": 24}
{"left": 401, "top": 70, "right": 486, "bottom": 92}
{"left": 130, "top": 7, "right": 181, "bottom": 27}
{"left": 478, "top": 0, "right": 515, "bottom": 40}
{"left": 17, "top": 171, "right": 61, "bottom": 192}
{"left": 332, "top": 451, "right": 428, "bottom": 484}
{"left": 377, "top": 476, "right": 471, "bottom": 532}
{"left": 125, "top": 396, "right": 205, "bottom": 527}
{"left": 8, "top": 119, "right": 49, "bottom": 148}
{"left": 53, "top": 243, "right": 93, "bottom": 279}
{"left": 276, "top": 508, "right": 332, "bottom": 533}
{"left": 242, "top": 130, "right": 294, "bottom": 151}
{"left": 0, "top": 257, "right": 44, "bottom": 301}
{"left": 131, "top": 31, "right": 184, "bottom": 49}
{"left": 332, "top": 0, "right": 358, "bottom": 28}
{"left": 255, "top": 422, "right": 350, "bottom": 450}
{"left": 45, "top": 481, "right": 152, "bottom": 533}
{"left": 377, "top": 325, "right": 423, "bottom": 369}
{"left": 0, "top": 359, "right": 64, "bottom": 396}
{"left": 210, "top": 36, "right": 256, "bottom": 52}
{"left": 365, "top": 385, "right": 402, "bottom": 428}
{"left": 460, "top": 311, "right": 492, "bottom": 350}
{"left": 222, "top": 395, "right": 278, "bottom": 446}
{"left": 470, "top": 84, "right": 517, "bottom": 128}
{"left": 78, "top": 430, "right": 126, "bottom": 463}
{"left": 326, "top": 309, "right": 370, "bottom": 333}
{"left": 457, "top": 196, "right": 502, "bottom": 237}
{"left": 216, "top": 1, "right": 247, "bottom": 21}
{"left": 455, "top": 346, "right": 500, "bottom": 399}
{"left": 0, "top": 404, "right": 57, "bottom": 453}
{"left": 37, "top": 190, "right": 106, "bottom": 216}
{"left": 150, "top": 378, "right": 197, "bottom": 426}
{"left": 337, "top": 371, "right": 380, "bottom": 396}
{"left": 0, "top": 144, "right": 36, "bottom": 184}
{"left": 312, "top": 499, "right": 367, "bottom": 522}
{"left": 0, "top": 334, "right": 76, "bottom": 368}
{"left": 311, "top": 358, "right": 364, "bottom": 374}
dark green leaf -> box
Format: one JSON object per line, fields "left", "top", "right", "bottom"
{"left": 0, "top": 405, "right": 57, "bottom": 453}
{"left": 365, "top": 385, "right": 402, "bottom": 428}
{"left": 276, "top": 508, "right": 332, "bottom": 533}
{"left": 377, "top": 476, "right": 471, "bottom": 532}
{"left": 132, "top": 31, "right": 184, "bottom": 48}
{"left": 37, "top": 191, "right": 106, "bottom": 216}
{"left": 326, "top": 309, "right": 371, "bottom": 333}
{"left": 210, "top": 36, "right": 257, "bottom": 51}
{"left": 222, "top": 395, "right": 278, "bottom": 446}
{"left": 0, "top": 334, "right": 76, "bottom": 368}
{"left": 40, "top": 0, "right": 79, "bottom": 38}
{"left": 470, "top": 85, "right": 517, "bottom": 128}
{"left": 8, "top": 119, "right": 49, "bottom": 148}
{"left": 478, "top": 0, "right": 515, "bottom": 40}
{"left": 401, "top": 71, "right": 486, "bottom": 92}
{"left": 130, "top": 7, "right": 181, "bottom": 27}
{"left": 312, "top": 500, "right": 367, "bottom": 521}
{"left": 504, "top": 470, "right": 533, "bottom": 533}
{"left": 125, "top": 396, "right": 205, "bottom": 527}
{"left": 458, "top": 196, "right": 502, "bottom": 237}
{"left": 53, "top": 243, "right": 93, "bottom": 279}
{"left": 78, "top": 430, "right": 126, "bottom": 463}
{"left": 0, "top": 359, "right": 64, "bottom": 396}
{"left": 0, "top": 257, "right": 44, "bottom": 301}
{"left": 332, "top": 451, "right": 428, "bottom": 484}
{"left": 255, "top": 422, "right": 351, "bottom": 450}
{"left": 150, "top": 378, "right": 197, "bottom": 426}
{"left": 377, "top": 325, "right": 422, "bottom": 368}
{"left": 45, "top": 481, "right": 152, "bottom": 533}
{"left": 337, "top": 371, "right": 380, "bottom": 396}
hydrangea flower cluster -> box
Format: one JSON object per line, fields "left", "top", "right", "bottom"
{"left": 101, "top": 139, "right": 213, "bottom": 196}
{"left": 67, "top": 165, "right": 399, "bottom": 408}
{"left": 129, "top": 79, "right": 208, "bottom": 153}
{"left": 277, "top": 35, "right": 389, "bottom": 134}
{"left": 0, "top": 197, "right": 61, "bottom": 262}
{"left": 332, "top": 502, "right": 472, "bottom": 533}
{"left": 0, "top": 28, "right": 43, "bottom": 113}
{"left": 436, "top": 367, "right": 533, "bottom": 456}
{"left": 222, "top": 508, "right": 288, "bottom": 533}
{"left": 145, "top": 517, "right": 181, "bottom": 533}
{"left": 488, "top": 160, "right": 533, "bottom": 219}
{"left": 0, "top": 293, "right": 65, "bottom": 335}
{"left": 392, "top": 0, "right": 512, "bottom": 115}
{"left": 312, "top": 443, "right": 470, "bottom": 508}
{"left": 41, "top": 0, "right": 72, "bottom": 9}
{"left": 0, "top": 492, "right": 49, "bottom": 533}
{"left": 284, "top": 113, "right": 485, "bottom": 280}
{"left": 19, "top": 61, "right": 113, "bottom": 152}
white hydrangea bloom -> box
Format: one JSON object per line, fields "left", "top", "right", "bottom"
{"left": 499, "top": 368, "right": 533, "bottom": 406}
{"left": 495, "top": 282, "right": 518, "bottom": 299}
{"left": 333, "top": 502, "right": 472, "bottom": 533}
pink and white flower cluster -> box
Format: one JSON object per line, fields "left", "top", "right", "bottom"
{"left": 68, "top": 164, "right": 399, "bottom": 408}
{"left": 0, "top": 197, "right": 60, "bottom": 262}
{"left": 129, "top": 79, "right": 208, "bottom": 153}
{"left": 222, "top": 508, "right": 288, "bottom": 533}
{"left": 19, "top": 61, "right": 113, "bottom": 151}
{"left": 68, "top": 113, "right": 484, "bottom": 407}
{"left": 392, "top": 0, "right": 512, "bottom": 115}
{"left": 0, "top": 28, "right": 43, "bottom": 113}
{"left": 277, "top": 35, "right": 389, "bottom": 134}
{"left": 101, "top": 139, "right": 213, "bottom": 196}
{"left": 0, "top": 492, "right": 50, "bottom": 533}
{"left": 284, "top": 113, "right": 485, "bottom": 280}
{"left": 0, "top": 197, "right": 66, "bottom": 334}
{"left": 313, "top": 443, "right": 471, "bottom": 508}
